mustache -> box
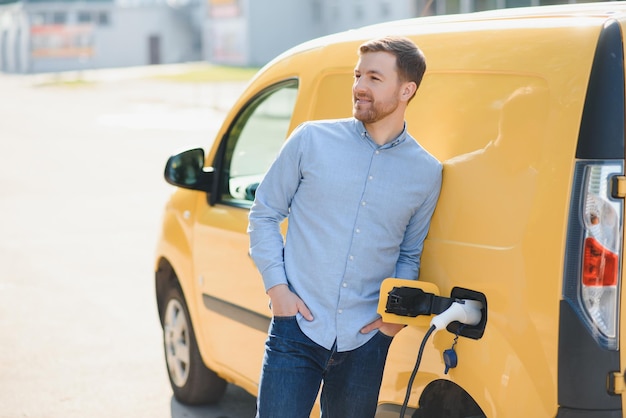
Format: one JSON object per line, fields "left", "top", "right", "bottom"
{"left": 353, "top": 94, "right": 372, "bottom": 102}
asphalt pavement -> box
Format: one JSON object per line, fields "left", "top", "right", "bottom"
{"left": 0, "top": 64, "right": 257, "bottom": 418}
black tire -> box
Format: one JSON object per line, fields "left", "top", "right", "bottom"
{"left": 161, "top": 285, "right": 227, "bottom": 405}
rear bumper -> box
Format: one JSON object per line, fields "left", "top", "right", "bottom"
{"left": 556, "top": 407, "right": 622, "bottom": 418}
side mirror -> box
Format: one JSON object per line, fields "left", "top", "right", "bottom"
{"left": 164, "top": 148, "right": 214, "bottom": 192}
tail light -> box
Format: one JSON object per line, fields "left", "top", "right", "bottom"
{"left": 564, "top": 162, "right": 622, "bottom": 350}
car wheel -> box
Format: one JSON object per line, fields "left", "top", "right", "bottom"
{"left": 162, "top": 285, "right": 227, "bottom": 405}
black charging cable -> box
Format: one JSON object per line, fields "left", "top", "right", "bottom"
{"left": 399, "top": 324, "right": 437, "bottom": 418}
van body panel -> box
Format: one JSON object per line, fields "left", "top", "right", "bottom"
{"left": 408, "top": 15, "right": 605, "bottom": 418}
{"left": 155, "top": 3, "right": 626, "bottom": 416}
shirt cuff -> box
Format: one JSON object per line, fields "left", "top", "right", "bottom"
{"left": 262, "top": 265, "right": 289, "bottom": 292}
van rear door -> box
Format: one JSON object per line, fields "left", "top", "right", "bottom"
{"left": 559, "top": 18, "right": 625, "bottom": 418}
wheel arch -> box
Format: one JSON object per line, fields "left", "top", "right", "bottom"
{"left": 154, "top": 203, "right": 197, "bottom": 326}
{"left": 415, "top": 379, "right": 486, "bottom": 418}
{"left": 155, "top": 257, "right": 181, "bottom": 326}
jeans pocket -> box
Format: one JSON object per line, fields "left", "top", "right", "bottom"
{"left": 268, "top": 315, "right": 305, "bottom": 346}
{"left": 269, "top": 315, "right": 298, "bottom": 338}
{"left": 376, "top": 329, "right": 395, "bottom": 342}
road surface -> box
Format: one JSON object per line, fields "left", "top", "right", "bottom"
{"left": 0, "top": 67, "right": 257, "bottom": 418}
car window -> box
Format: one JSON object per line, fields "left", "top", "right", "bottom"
{"left": 218, "top": 79, "right": 299, "bottom": 205}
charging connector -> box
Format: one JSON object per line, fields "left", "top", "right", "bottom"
{"left": 430, "top": 299, "right": 483, "bottom": 332}
{"left": 380, "top": 280, "right": 488, "bottom": 340}
{"left": 399, "top": 299, "right": 484, "bottom": 417}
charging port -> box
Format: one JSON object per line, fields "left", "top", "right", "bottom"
{"left": 447, "top": 287, "right": 488, "bottom": 339}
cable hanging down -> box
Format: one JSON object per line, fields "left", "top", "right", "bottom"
{"left": 399, "top": 324, "right": 436, "bottom": 418}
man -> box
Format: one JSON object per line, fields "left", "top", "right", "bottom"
{"left": 248, "top": 36, "right": 442, "bottom": 418}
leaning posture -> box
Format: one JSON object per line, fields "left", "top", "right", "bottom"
{"left": 248, "top": 36, "right": 442, "bottom": 418}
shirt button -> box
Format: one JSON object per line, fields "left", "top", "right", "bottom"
{"left": 375, "top": 150, "right": 380, "bottom": 155}
{"left": 355, "top": 228, "right": 360, "bottom": 233}
{"left": 342, "top": 282, "right": 348, "bottom": 288}
{"left": 349, "top": 255, "right": 354, "bottom": 261}
{"left": 361, "top": 201, "right": 366, "bottom": 206}
{"left": 368, "top": 175, "right": 373, "bottom": 180}
{"left": 338, "top": 309, "right": 343, "bottom": 314}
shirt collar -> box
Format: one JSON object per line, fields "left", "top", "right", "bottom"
{"left": 353, "top": 118, "right": 408, "bottom": 149}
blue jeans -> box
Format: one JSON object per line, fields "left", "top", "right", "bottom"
{"left": 255, "top": 316, "right": 393, "bottom": 418}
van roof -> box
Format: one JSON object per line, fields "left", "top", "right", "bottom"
{"left": 270, "top": 2, "right": 626, "bottom": 63}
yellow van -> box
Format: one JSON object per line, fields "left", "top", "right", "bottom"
{"left": 155, "top": 2, "right": 626, "bottom": 417}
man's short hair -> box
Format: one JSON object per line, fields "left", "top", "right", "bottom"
{"left": 359, "top": 36, "right": 427, "bottom": 93}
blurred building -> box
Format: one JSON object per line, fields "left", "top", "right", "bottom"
{"left": 0, "top": 0, "right": 202, "bottom": 73}
{"left": 0, "top": 0, "right": 616, "bottom": 73}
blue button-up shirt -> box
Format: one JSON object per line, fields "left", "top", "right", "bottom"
{"left": 248, "top": 118, "right": 442, "bottom": 351}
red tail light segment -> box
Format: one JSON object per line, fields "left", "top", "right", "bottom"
{"left": 582, "top": 236, "right": 618, "bottom": 287}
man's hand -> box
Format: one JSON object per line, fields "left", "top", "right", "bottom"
{"left": 267, "top": 284, "right": 314, "bottom": 321}
{"left": 360, "top": 317, "right": 405, "bottom": 337}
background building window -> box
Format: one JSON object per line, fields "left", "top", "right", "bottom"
{"left": 506, "top": 0, "right": 531, "bottom": 7}
{"left": 97, "top": 11, "right": 110, "bottom": 26}
{"left": 475, "top": 0, "right": 498, "bottom": 11}
{"left": 445, "top": 0, "right": 461, "bottom": 14}
{"left": 77, "top": 11, "right": 93, "bottom": 23}
{"left": 52, "top": 11, "right": 66, "bottom": 24}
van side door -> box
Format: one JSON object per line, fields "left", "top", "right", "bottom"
{"left": 190, "top": 80, "right": 299, "bottom": 384}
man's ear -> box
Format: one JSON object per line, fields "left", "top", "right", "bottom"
{"left": 401, "top": 81, "right": 417, "bottom": 102}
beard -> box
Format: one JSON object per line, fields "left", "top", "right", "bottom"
{"left": 352, "top": 94, "right": 400, "bottom": 124}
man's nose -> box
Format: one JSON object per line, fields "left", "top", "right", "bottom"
{"left": 353, "top": 78, "right": 366, "bottom": 93}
